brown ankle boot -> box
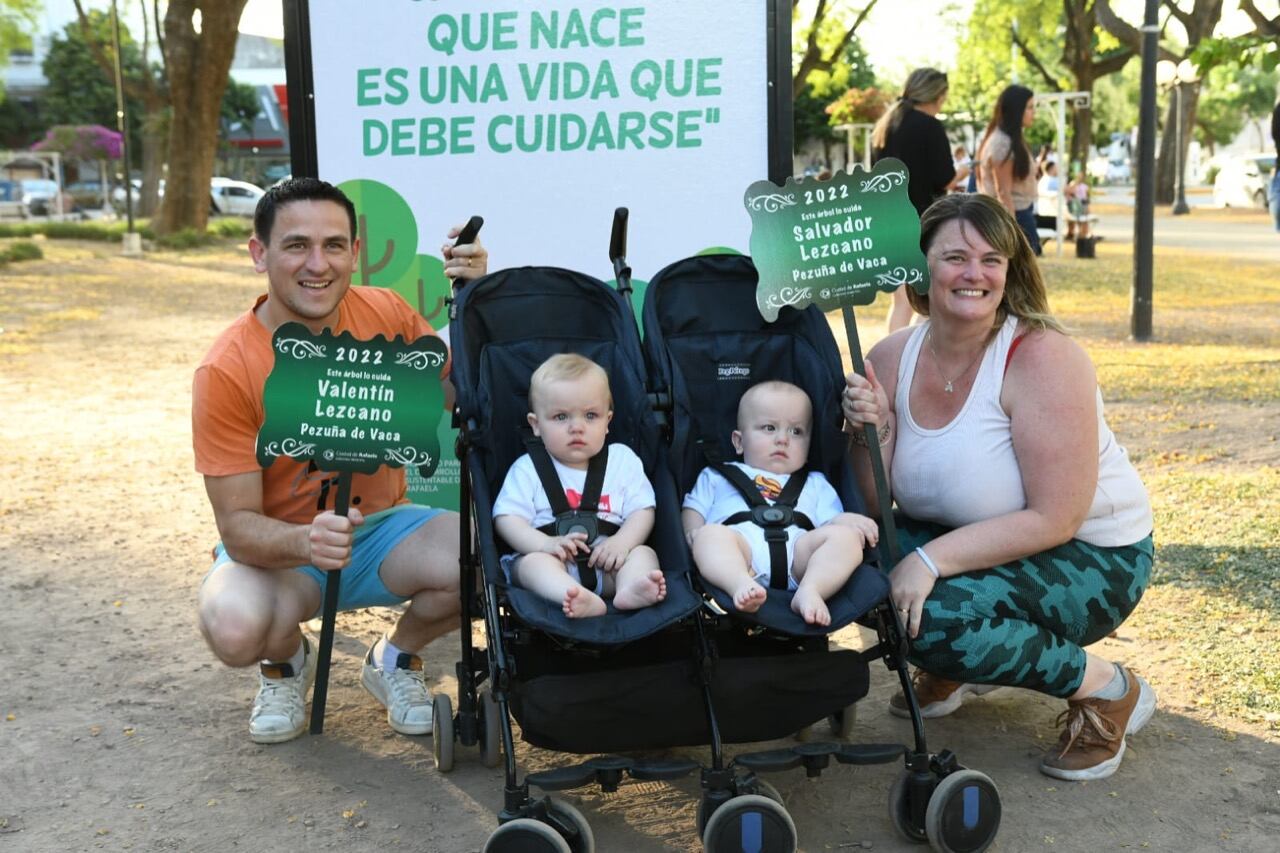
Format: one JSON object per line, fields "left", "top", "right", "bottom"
{"left": 889, "top": 669, "right": 1004, "bottom": 719}
{"left": 1039, "top": 665, "right": 1156, "bottom": 781}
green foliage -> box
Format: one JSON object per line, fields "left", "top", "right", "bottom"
{"left": 154, "top": 228, "right": 209, "bottom": 250}
{"left": 0, "top": 90, "right": 42, "bottom": 149}
{"left": 1089, "top": 60, "right": 1142, "bottom": 144}
{"left": 221, "top": 78, "right": 262, "bottom": 129}
{"left": 1192, "top": 34, "right": 1280, "bottom": 76}
{"left": 40, "top": 10, "right": 147, "bottom": 168}
{"left": 0, "top": 220, "right": 155, "bottom": 242}
{"left": 0, "top": 222, "right": 40, "bottom": 238}
{"left": 42, "top": 11, "right": 141, "bottom": 126}
{"left": 951, "top": 0, "right": 1064, "bottom": 120}
{"left": 2, "top": 239, "right": 42, "bottom": 262}
{"left": 207, "top": 217, "right": 253, "bottom": 239}
{"left": 825, "top": 86, "right": 892, "bottom": 126}
{"left": 1194, "top": 64, "right": 1279, "bottom": 149}
{"left": 791, "top": 3, "right": 877, "bottom": 147}
{"left": 0, "top": 0, "right": 39, "bottom": 95}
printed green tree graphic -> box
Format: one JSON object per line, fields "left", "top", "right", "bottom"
{"left": 339, "top": 179, "right": 419, "bottom": 287}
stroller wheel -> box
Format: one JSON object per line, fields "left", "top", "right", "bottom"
{"left": 887, "top": 771, "right": 930, "bottom": 844}
{"left": 924, "top": 769, "right": 1001, "bottom": 853}
{"left": 545, "top": 797, "right": 596, "bottom": 853}
{"left": 479, "top": 688, "right": 502, "bottom": 768}
{"left": 829, "top": 703, "right": 858, "bottom": 739}
{"left": 483, "top": 817, "right": 571, "bottom": 853}
{"left": 696, "top": 778, "right": 784, "bottom": 835}
{"left": 752, "top": 778, "right": 784, "bottom": 806}
{"left": 701, "top": 794, "right": 796, "bottom": 853}
{"left": 432, "top": 693, "right": 454, "bottom": 772}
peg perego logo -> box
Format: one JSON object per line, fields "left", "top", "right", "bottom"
{"left": 717, "top": 363, "right": 751, "bottom": 381}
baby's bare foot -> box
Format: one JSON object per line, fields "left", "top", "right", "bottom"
{"left": 791, "top": 587, "right": 831, "bottom": 626}
{"left": 732, "top": 580, "right": 767, "bottom": 613}
{"left": 562, "top": 585, "right": 607, "bottom": 618}
{"left": 614, "top": 570, "right": 667, "bottom": 611}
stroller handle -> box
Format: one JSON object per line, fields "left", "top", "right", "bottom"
{"left": 610, "top": 207, "right": 630, "bottom": 286}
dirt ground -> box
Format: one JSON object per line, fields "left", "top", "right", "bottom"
{"left": 1, "top": 242, "right": 1278, "bottom": 852}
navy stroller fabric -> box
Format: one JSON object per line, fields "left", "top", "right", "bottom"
{"left": 450, "top": 266, "right": 700, "bottom": 646}
{"left": 642, "top": 253, "right": 890, "bottom": 635}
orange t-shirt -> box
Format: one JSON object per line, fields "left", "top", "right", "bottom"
{"left": 192, "top": 286, "right": 445, "bottom": 526}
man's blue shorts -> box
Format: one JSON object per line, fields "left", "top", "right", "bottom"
{"left": 206, "top": 505, "right": 445, "bottom": 616}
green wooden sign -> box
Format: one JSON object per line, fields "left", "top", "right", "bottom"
{"left": 744, "top": 158, "right": 929, "bottom": 321}
{"left": 257, "top": 323, "right": 448, "bottom": 477}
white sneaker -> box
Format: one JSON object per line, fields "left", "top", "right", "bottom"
{"left": 360, "top": 644, "right": 433, "bottom": 735}
{"left": 249, "top": 638, "right": 316, "bottom": 744}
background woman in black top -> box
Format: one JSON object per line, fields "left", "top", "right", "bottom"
{"left": 871, "top": 67, "right": 955, "bottom": 332}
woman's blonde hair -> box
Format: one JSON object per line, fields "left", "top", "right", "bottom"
{"left": 528, "top": 353, "right": 613, "bottom": 411}
{"left": 907, "top": 193, "right": 1065, "bottom": 334}
{"left": 871, "top": 67, "right": 949, "bottom": 150}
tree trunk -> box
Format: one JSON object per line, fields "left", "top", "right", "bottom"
{"left": 1155, "top": 82, "right": 1199, "bottom": 205}
{"left": 151, "top": 1, "right": 248, "bottom": 235}
{"left": 1069, "top": 105, "right": 1091, "bottom": 174}
{"left": 138, "top": 126, "right": 165, "bottom": 217}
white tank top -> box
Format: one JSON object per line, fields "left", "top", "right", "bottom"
{"left": 891, "top": 316, "right": 1152, "bottom": 547}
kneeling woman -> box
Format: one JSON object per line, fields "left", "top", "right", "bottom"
{"left": 842, "top": 193, "right": 1154, "bottom": 782}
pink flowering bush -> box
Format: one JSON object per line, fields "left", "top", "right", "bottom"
{"left": 32, "top": 125, "right": 123, "bottom": 161}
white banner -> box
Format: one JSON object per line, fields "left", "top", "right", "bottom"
{"left": 308, "top": 0, "right": 771, "bottom": 283}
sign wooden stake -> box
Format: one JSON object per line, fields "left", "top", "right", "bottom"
{"left": 310, "top": 472, "right": 350, "bottom": 734}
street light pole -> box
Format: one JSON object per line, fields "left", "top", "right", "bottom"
{"left": 111, "top": 0, "right": 141, "bottom": 257}
{"left": 1131, "top": 0, "right": 1159, "bottom": 342}
{"left": 1172, "top": 84, "right": 1191, "bottom": 214}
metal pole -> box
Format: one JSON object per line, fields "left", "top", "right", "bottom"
{"left": 110, "top": 0, "right": 134, "bottom": 234}
{"left": 1131, "top": 0, "right": 1158, "bottom": 341}
{"left": 1172, "top": 84, "right": 1190, "bottom": 215}
{"left": 1056, "top": 98, "right": 1066, "bottom": 257}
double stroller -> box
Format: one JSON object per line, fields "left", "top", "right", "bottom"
{"left": 437, "top": 221, "right": 1002, "bottom": 853}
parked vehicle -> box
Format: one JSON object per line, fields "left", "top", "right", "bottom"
{"left": 0, "top": 179, "right": 23, "bottom": 219}
{"left": 209, "top": 177, "right": 264, "bottom": 216}
{"left": 20, "top": 178, "right": 61, "bottom": 216}
{"left": 112, "top": 179, "right": 164, "bottom": 212}
{"left": 1212, "top": 154, "right": 1275, "bottom": 209}
{"left": 65, "top": 181, "right": 112, "bottom": 210}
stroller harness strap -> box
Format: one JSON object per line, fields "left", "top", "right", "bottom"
{"left": 524, "top": 437, "right": 619, "bottom": 594}
{"left": 714, "top": 463, "right": 814, "bottom": 591}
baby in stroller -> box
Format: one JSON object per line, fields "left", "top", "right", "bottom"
{"left": 682, "top": 380, "right": 879, "bottom": 626}
{"left": 493, "top": 353, "right": 668, "bottom": 618}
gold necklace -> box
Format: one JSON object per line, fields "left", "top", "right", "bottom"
{"left": 926, "top": 330, "right": 987, "bottom": 393}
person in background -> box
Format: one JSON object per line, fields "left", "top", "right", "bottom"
{"left": 1066, "top": 167, "right": 1092, "bottom": 241}
{"left": 1270, "top": 100, "right": 1279, "bottom": 232}
{"left": 950, "top": 145, "right": 973, "bottom": 192}
{"left": 976, "top": 85, "right": 1041, "bottom": 255}
{"left": 1035, "top": 158, "right": 1061, "bottom": 236}
{"left": 871, "top": 67, "right": 956, "bottom": 333}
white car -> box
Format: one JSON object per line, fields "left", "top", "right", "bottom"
{"left": 210, "top": 178, "right": 265, "bottom": 216}
{"left": 1212, "top": 155, "right": 1274, "bottom": 209}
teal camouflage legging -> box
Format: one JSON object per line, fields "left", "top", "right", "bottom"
{"left": 895, "top": 515, "right": 1154, "bottom": 698}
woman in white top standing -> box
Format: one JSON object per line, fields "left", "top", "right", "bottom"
{"left": 977, "top": 85, "right": 1042, "bottom": 255}
{"left": 841, "top": 193, "right": 1156, "bottom": 783}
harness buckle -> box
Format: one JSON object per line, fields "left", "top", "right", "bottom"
{"left": 752, "top": 504, "right": 793, "bottom": 530}
{"left": 556, "top": 513, "right": 599, "bottom": 542}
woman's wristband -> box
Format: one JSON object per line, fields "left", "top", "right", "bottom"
{"left": 914, "top": 546, "right": 941, "bottom": 579}
{"left": 849, "top": 420, "right": 891, "bottom": 447}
